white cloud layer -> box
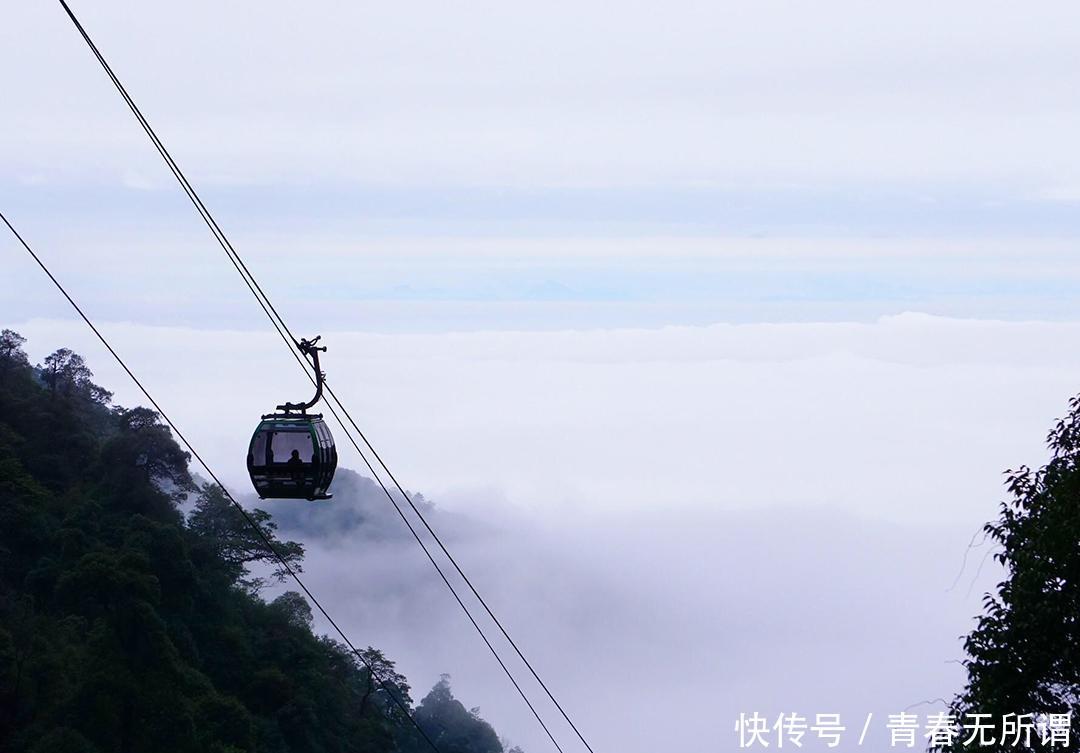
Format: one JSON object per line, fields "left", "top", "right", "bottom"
{"left": 11, "top": 314, "right": 1076, "bottom": 524}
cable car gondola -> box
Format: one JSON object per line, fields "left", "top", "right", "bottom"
{"left": 247, "top": 337, "right": 338, "bottom": 500}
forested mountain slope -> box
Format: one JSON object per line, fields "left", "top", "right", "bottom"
{"left": 0, "top": 329, "right": 510, "bottom": 753}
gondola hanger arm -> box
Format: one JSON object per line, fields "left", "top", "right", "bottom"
{"left": 277, "top": 336, "right": 326, "bottom": 413}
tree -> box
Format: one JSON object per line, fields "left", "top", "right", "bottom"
{"left": 945, "top": 394, "right": 1080, "bottom": 750}
{"left": 107, "top": 407, "right": 194, "bottom": 495}
{"left": 413, "top": 675, "right": 503, "bottom": 753}
{"left": 0, "top": 330, "right": 28, "bottom": 385}
{"left": 187, "top": 485, "right": 304, "bottom": 590}
{"left": 38, "top": 349, "right": 111, "bottom": 404}
{"left": 270, "top": 592, "right": 313, "bottom": 629}
{"left": 353, "top": 646, "right": 411, "bottom": 719}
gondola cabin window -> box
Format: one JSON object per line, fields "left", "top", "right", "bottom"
{"left": 271, "top": 430, "right": 316, "bottom": 464}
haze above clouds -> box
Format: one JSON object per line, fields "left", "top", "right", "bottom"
{"left": 5, "top": 0, "right": 1080, "bottom": 235}
{"left": 5, "top": 1, "right": 1080, "bottom": 191}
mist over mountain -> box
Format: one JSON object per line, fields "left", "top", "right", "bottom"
{"left": 0, "top": 330, "right": 525, "bottom": 753}
{"left": 257, "top": 468, "right": 447, "bottom": 544}
{"left": 246, "top": 455, "right": 1006, "bottom": 753}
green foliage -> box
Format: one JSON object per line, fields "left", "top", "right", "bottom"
{"left": 27, "top": 728, "right": 99, "bottom": 753}
{"left": 947, "top": 395, "right": 1080, "bottom": 750}
{"left": 188, "top": 485, "right": 304, "bottom": 591}
{"left": 39, "top": 348, "right": 113, "bottom": 405}
{"left": 0, "top": 332, "right": 514, "bottom": 753}
{"left": 410, "top": 675, "right": 503, "bottom": 753}
{"left": 0, "top": 330, "right": 29, "bottom": 386}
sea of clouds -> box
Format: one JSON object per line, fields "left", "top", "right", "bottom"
{"left": 9, "top": 314, "right": 1074, "bottom": 752}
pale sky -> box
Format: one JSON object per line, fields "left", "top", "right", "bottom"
{"left": 6, "top": 1, "right": 1080, "bottom": 192}
{"left": 4, "top": 2, "right": 1080, "bottom": 752}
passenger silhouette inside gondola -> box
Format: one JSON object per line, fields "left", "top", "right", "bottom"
{"left": 287, "top": 449, "right": 304, "bottom": 481}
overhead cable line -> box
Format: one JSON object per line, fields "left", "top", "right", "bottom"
{"left": 53, "top": 3, "right": 595, "bottom": 752}
{"left": 53, "top": 7, "right": 567, "bottom": 748}
{"left": 322, "top": 381, "right": 597, "bottom": 753}
{"left": 0, "top": 210, "right": 442, "bottom": 753}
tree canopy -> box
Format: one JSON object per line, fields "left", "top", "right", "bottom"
{"left": 947, "top": 395, "right": 1080, "bottom": 750}
{"left": 413, "top": 676, "right": 503, "bottom": 753}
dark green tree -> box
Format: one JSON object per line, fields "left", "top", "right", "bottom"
{"left": 355, "top": 646, "right": 411, "bottom": 720}
{"left": 187, "top": 485, "right": 304, "bottom": 590}
{"left": 946, "top": 395, "right": 1080, "bottom": 750}
{"left": 413, "top": 675, "right": 503, "bottom": 753}
{"left": 39, "top": 348, "right": 112, "bottom": 404}
{"left": 270, "top": 592, "right": 314, "bottom": 634}
{"left": 103, "top": 407, "right": 193, "bottom": 495}
{"left": 0, "top": 330, "right": 28, "bottom": 386}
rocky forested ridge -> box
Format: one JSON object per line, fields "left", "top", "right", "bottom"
{"left": 0, "top": 329, "right": 517, "bottom": 753}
